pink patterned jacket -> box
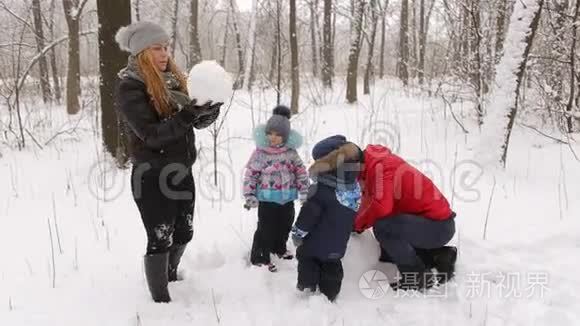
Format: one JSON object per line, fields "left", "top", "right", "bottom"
{"left": 243, "top": 125, "right": 309, "bottom": 204}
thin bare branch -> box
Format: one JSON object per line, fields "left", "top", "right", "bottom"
{"left": 15, "top": 29, "right": 97, "bottom": 95}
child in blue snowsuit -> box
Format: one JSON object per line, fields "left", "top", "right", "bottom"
{"left": 291, "top": 135, "right": 362, "bottom": 302}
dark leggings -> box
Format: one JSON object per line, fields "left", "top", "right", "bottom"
{"left": 131, "top": 164, "right": 195, "bottom": 254}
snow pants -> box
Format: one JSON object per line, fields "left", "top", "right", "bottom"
{"left": 250, "top": 201, "right": 295, "bottom": 265}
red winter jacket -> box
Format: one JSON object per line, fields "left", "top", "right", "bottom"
{"left": 354, "top": 145, "right": 453, "bottom": 232}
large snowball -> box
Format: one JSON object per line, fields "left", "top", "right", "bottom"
{"left": 187, "top": 60, "right": 233, "bottom": 105}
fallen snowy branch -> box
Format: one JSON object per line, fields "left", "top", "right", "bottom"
{"left": 44, "top": 116, "right": 84, "bottom": 146}
{"left": 24, "top": 128, "right": 43, "bottom": 150}
{"left": 518, "top": 123, "right": 569, "bottom": 144}
{"left": 441, "top": 94, "right": 469, "bottom": 134}
{"left": 47, "top": 218, "right": 56, "bottom": 288}
{"left": 483, "top": 177, "right": 497, "bottom": 240}
{"left": 211, "top": 288, "right": 221, "bottom": 324}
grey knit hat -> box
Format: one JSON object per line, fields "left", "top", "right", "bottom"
{"left": 115, "top": 21, "right": 170, "bottom": 55}
{"left": 266, "top": 105, "right": 291, "bottom": 141}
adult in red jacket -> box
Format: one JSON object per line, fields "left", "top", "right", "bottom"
{"left": 309, "top": 138, "right": 457, "bottom": 290}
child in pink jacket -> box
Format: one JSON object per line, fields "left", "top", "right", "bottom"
{"left": 243, "top": 105, "right": 309, "bottom": 272}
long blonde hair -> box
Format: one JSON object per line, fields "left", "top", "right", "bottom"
{"left": 135, "top": 50, "right": 188, "bottom": 117}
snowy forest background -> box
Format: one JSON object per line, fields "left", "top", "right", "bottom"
{"left": 0, "top": 0, "right": 579, "bottom": 164}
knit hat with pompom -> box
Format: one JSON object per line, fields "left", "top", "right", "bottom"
{"left": 265, "top": 105, "right": 292, "bottom": 141}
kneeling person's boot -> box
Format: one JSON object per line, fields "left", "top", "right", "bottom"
{"left": 391, "top": 261, "right": 436, "bottom": 291}
{"left": 378, "top": 246, "right": 393, "bottom": 263}
{"left": 414, "top": 248, "right": 436, "bottom": 269}
{"left": 144, "top": 252, "right": 171, "bottom": 303}
{"left": 168, "top": 244, "right": 187, "bottom": 282}
{"left": 431, "top": 246, "right": 457, "bottom": 284}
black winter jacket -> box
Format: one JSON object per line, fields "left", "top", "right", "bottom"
{"left": 116, "top": 76, "right": 219, "bottom": 168}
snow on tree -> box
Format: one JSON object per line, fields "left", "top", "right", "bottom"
{"left": 477, "top": 0, "right": 544, "bottom": 167}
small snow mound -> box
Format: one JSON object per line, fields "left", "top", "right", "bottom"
{"left": 187, "top": 60, "right": 233, "bottom": 105}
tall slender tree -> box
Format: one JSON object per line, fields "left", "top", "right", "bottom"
{"left": 309, "top": 0, "right": 319, "bottom": 78}
{"left": 321, "top": 0, "right": 333, "bottom": 88}
{"left": 32, "top": 0, "right": 51, "bottom": 103}
{"left": 364, "top": 0, "right": 379, "bottom": 94}
{"left": 346, "top": 0, "right": 366, "bottom": 103}
{"left": 398, "top": 0, "right": 410, "bottom": 86}
{"left": 48, "top": 0, "right": 62, "bottom": 103}
{"left": 63, "top": 0, "right": 89, "bottom": 115}
{"left": 290, "top": 0, "right": 300, "bottom": 113}
{"left": 189, "top": 0, "right": 202, "bottom": 67}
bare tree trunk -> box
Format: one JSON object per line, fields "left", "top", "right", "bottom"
{"left": 230, "top": 0, "right": 244, "bottom": 89}
{"left": 398, "top": 0, "right": 409, "bottom": 86}
{"left": 364, "top": 0, "right": 378, "bottom": 94}
{"left": 48, "top": 0, "right": 62, "bottom": 103}
{"left": 446, "top": 0, "right": 462, "bottom": 65}
{"left": 220, "top": 10, "right": 230, "bottom": 69}
{"left": 346, "top": 0, "right": 366, "bottom": 103}
{"left": 97, "top": 0, "right": 131, "bottom": 165}
{"left": 494, "top": 0, "right": 507, "bottom": 64}
{"left": 249, "top": 39, "right": 257, "bottom": 89}
{"left": 276, "top": 0, "right": 282, "bottom": 104}
{"left": 63, "top": 0, "right": 87, "bottom": 115}
{"left": 550, "top": 0, "right": 570, "bottom": 113}
{"left": 14, "top": 27, "right": 27, "bottom": 149}
{"left": 469, "top": 0, "right": 485, "bottom": 124}
{"left": 321, "top": 0, "right": 333, "bottom": 88}
{"left": 243, "top": 0, "right": 258, "bottom": 91}
{"left": 418, "top": 0, "right": 435, "bottom": 82}
{"left": 170, "top": 0, "right": 180, "bottom": 58}
{"left": 461, "top": 4, "right": 470, "bottom": 58}
{"left": 332, "top": 3, "right": 336, "bottom": 71}
{"left": 189, "top": 0, "right": 202, "bottom": 67}
{"left": 290, "top": 0, "right": 300, "bottom": 113}
{"left": 418, "top": 0, "right": 426, "bottom": 84}
{"left": 32, "top": 0, "right": 52, "bottom": 103}
{"left": 268, "top": 20, "right": 278, "bottom": 86}
{"left": 133, "top": 0, "right": 141, "bottom": 21}
{"left": 566, "top": 0, "right": 580, "bottom": 133}
{"left": 310, "top": 0, "right": 319, "bottom": 78}
{"left": 499, "top": 0, "right": 544, "bottom": 165}
{"left": 411, "top": 0, "right": 418, "bottom": 78}
{"left": 379, "top": 0, "right": 389, "bottom": 79}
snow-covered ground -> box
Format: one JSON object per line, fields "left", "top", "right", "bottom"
{"left": 1, "top": 80, "right": 579, "bottom": 325}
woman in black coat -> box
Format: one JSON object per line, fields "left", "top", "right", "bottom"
{"left": 115, "top": 21, "right": 222, "bottom": 302}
